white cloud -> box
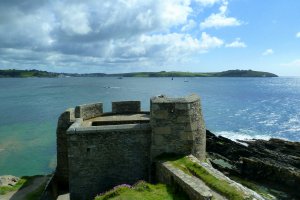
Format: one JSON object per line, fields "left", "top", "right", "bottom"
{"left": 200, "top": 0, "right": 242, "bottom": 29}
{"left": 296, "top": 32, "right": 300, "bottom": 38}
{"left": 225, "top": 38, "right": 246, "bottom": 48}
{"left": 57, "top": 4, "right": 91, "bottom": 35}
{"left": 199, "top": 32, "right": 223, "bottom": 50}
{"left": 262, "top": 49, "right": 274, "bottom": 56}
{"left": 181, "top": 19, "right": 196, "bottom": 32}
{"left": 195, "top": 0, "right": 221, "bottom": 6}
{"left": 0, "top": 0, "right": 233, "bottom": 72}
{"left": 160, "top": 0, "right": 192, "bottom": 27}
{"left": 280, "top": 59, "right": 300, "bottom": 67}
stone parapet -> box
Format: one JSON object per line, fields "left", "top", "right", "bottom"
{"left": 75, "top": 102, "right": 103, "bottom": 120}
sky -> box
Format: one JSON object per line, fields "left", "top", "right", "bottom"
{"left": 0, "top": 0, "right": 300, "bottom": 75}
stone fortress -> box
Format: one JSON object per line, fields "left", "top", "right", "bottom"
{"left": 54, "top": 94, "right": 207, "bottom": 200}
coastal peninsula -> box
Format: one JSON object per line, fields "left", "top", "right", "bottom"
{"left": 0, "top": 69, "right": 278, "bottom": 78}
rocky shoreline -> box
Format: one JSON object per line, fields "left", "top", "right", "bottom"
{"left": 206, "top": 130, "right": 300, "bottom": 199}
{"left": 0, "top": 175, "right": 20, "bottom": 187}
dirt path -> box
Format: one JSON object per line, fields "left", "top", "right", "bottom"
{"left": 1, "top": 176, "right": 47, "bottom": 200}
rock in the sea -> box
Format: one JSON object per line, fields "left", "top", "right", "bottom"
{"left": 0, "top": 175, "right": 20, "bottom": 187}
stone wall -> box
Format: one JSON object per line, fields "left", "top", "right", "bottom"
{"left": 67, "top": 123, "right": 151, "bottom": 200}
{"left": 150, "top": 94, "right": 206, "bottom": 161}
{"left": 55, "top": 108, "right": 75, "bottom": 189}
{"left": 112, "top": 101, "right": 141, "bottom": 114}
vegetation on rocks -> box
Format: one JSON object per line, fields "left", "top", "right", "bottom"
{"left": 0, "top": 175, "right": 47, "bottom": 200}
{"left": 0, "top": 177, "right": 27, "bottom": 195}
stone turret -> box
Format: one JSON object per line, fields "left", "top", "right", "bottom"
{"left": 150, "top": 94, "right": 206, "bottom": 161}
{"left": 55, "top": 108, "right": 75, "bottom": 189}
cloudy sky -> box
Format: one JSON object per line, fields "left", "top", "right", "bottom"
{"left": 0, "top": 0, "right": 300, "bottom": 75}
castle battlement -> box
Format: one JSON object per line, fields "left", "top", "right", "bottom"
{"left": 55, "top": 94, "right": 206, "bottom": 200}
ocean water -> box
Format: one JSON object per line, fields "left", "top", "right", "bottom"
{"left": 0, "top": 77, "right": 299, "bottom": 176}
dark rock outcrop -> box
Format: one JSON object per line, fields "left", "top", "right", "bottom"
{"left": 206, "top": 130, "right": 300, "bottom": 198}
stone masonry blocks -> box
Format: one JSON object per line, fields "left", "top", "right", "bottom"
{"left": 112, "top": 101, "right": 141, "bottom": 114}
{"left": 56, "top": 108, "right": 75, "bottom": 189}
{"left": 67, "top": 126, "right": 151, "bottom": 200}
{"left": 56, "top": 94, "right": 207, "bottom": 200}
{"left": 75, "top": 102, "right": 103, "bottom": 120}
{"left": 150, "top": 94, "right": 206, "bottom": 161}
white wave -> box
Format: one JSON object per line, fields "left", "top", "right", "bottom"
{"left": 258, "top": 119, "right": 278, "bottom": 126}
{"left": 215, "top": 131, "right": 271, "bottom": 143}
{"left": 281, "top": 116, "right": 300, "bottom": 132}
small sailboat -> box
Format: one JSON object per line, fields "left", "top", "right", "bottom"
{"left": 184, "top": 78, "right": 189, "bottom": 82}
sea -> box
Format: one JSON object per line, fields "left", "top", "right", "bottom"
{"left": 0, "top": 77, "right": 299, "bottom": 176}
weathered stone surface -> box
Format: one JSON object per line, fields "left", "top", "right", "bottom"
{"left": 112, "top": 101, "right": 141, "bottom": 114}
{"left": 152, "top": 110, "right": 169, "bottom": 119}
{"left": 153, "top": 126, "right": 171, "bottom": 134}
{"left": 151, "top": 94, "right": 206, "bottom": 161}
{"left": 67, "top": 124, "right": 151, "bottom": 200}
{"left": 56, "top": 108, "right": 75, "bottom": 189}
{"left": 75, "top": 103, "right": 103, "bottom": 120}
{"left": 156, "top": 161, "right": 213, "bottom": 200}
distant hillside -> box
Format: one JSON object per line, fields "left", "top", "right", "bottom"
{"left": 0, "top": 69, "right": 59, "bottom": 78}
{"left": 0, "top": 69, "right": 278, "bottom": 78}
{"left": 210, "top": 70, "right": 278, "bottom": 77}
{"left": 110, "top": 70, "right": 278, "bottom": 77}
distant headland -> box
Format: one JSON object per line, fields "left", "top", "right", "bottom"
{"left": 0, "top": 69, "right": 278, "bottom": 78}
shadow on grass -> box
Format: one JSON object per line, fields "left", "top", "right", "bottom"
{"left": 165, "top": 184, "right": 190, "bottom": 200}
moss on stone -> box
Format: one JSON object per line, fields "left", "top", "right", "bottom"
{"left": 229, "top": 176, "right": 286, "bottom": 200}
{"left": 169, "top": 157, "right": 250, "bottom": 200}
{"left": 25, "top": 182, "right": 46, "bottom": 200}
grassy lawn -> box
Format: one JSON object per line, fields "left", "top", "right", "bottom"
{"left": 95, "top": 181, "right": 189, "bottom": 200}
